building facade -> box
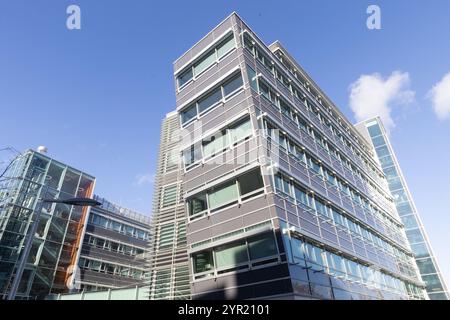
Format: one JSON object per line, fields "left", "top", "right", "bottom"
{"left": 76, "top": 195, "right": 150, "bottom": 292}
{"left": 0, "top": 149, "right": 95, "bottom": 299}
{"left": 148, "top": 111, "right": 190, "bottom": 300}
{"left": 174, "top": 13, "right": 426, "bottom": 300}
{"left": 355, "top": 117, "right": 449, "bottom": 300}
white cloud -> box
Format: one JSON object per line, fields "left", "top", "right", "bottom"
{"left": 134, "top": 173, "right": 155, "bottom": 187}
{"left": 349, "top": 71, "right": 415, "bottom": 132}
{"left": 428, "top": 72, "right": 450, "bottom": 121}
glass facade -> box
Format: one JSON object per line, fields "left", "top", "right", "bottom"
{"left": 0, "top": 150, "right": 95, "bottom": 299}
{"left": 356, "top": 118, "right": 449, "bottom": 300}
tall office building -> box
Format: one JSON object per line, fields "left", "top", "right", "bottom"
{"left": 148, "top": 111, "right": 190, "bottom": 300}
{"left": 173, "top": 12, "right": 426, "bottom": 299}
{"left": 76, "top": 195, "right": 150, "bottom": 292}
{"left": 0, "top": 149, "right": 95, "bottom": 299}
{"left": 355, "top": 117, "right": 449, "bottom": 300}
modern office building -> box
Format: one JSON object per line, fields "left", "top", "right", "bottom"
{"left": 148, "top": 111, "right": 190, "bottom": 300}
{"left": 0, "top": 149, "right": 95, "bottom": 299}
{"left": 355, "top": 117, "right": 449, "bottom": 300}
{"left": 75, "top": 195, "right": 150, "bottom": 292}
{"left": 173, "top": 12, "right": 426, "bottom": 299}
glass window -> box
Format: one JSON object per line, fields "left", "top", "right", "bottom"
{"left": 193, "top": 251, "right": 214, "bottom": 273}
{"left": 259, "top": 81, "right": 270, "bottom": 101}
{"left": 217, "top": 34, "right": 235, "bottom": 58}
{"left": 402, "top": 214, "right": 418, "bottom": 229}
{"left": 416, "top": 258, "right": 437, "bottom": 275}
{"left": 222, "top": 73, "right": 243, "bottom": 97}
{"left": 161, "top": 185, "right": 177, "bottom": 208}
{"left": 197, "top": 88, "right": 222, "bottom": 114}
{"left": 315, "top": 199, "right": 329, "bottom": 218}
{"left": 238, "top": 169, "right": 264, "bottom": 196}
{"left": 406, "top": 228, "right": 424, "bottom": 244}
{"left": 215, "top": 241, "right": 248, "bottom": 269}
{"left": 181, "top": 104, "right": 197, "bottom": 125}
{"left": 178, "top": 68, "right": 193, "bottom": 88}
{"left": 375, "top": 145, "right": 390, "bottom": 159}
{"left": 372, "top": 135, "right": 386, "bottom": 147}
{"left": 248, "top": 232, "right": 277, "bottom": 260}
{"left": 291, "top": 238, "right": 306, "bottom": 266}
{"left": 422, "top": 274, "right": 444, "bottom": 292}
{"left": 229, "top": 118, "right": 252, "bottom": 144}
{"left": 208, "top": 181, "right": 238, "bottom": 210}
{"left": 274, "top": 174, "right": 283, "bottom": 192}
{"left": 367, "top": 123, "right": 382, "bottom": 137}
{"left": 410, "top": 243, "right": 429, "bottom": 259}
{"left": 188, "top": 193, "right": 207, "bottom": 216}
{"left": 194, "top": 50, "right": 216, "bottom": 76}
{"left": 305, "top": 243, "right": 324, "bottom": 270}
{"left": 203, "top": 130, "right": 228, "bottom": 158}
{"left": 294, "top": 185, "right": 309, "bottom": 206}
{"left": 247, "top": 65, "right": 258, "bottom": 91}
{"left": 183, "top": 143, "right": 202, "bottom": 167}
{"left": 396, "top": 201, "right": 413, "bottom": 215}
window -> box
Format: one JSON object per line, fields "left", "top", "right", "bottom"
{"left": 203, "top": 130, "right": 228, "bottom": 158}
{"left": 410, "top": 243, "right": 429, "bottom": 258}
{"left": 178, "top": 68, "right": 193, "bottom": 88}
{"left": 247, "top": 65, "right": 258, "bottom": 91}
{"left": 194, "top": 50, "right": 216, "bottom": 76}
{"left": 188, "top": 193, "right": 207, "bottom": 216}
{"left": 111, "top": 220, "right": 121, "bottom": 232}
{"left": 216, "top": 34, "right": 235, "bottom": 57}
{"left": 259, "top": 81, "right": 270, "bottom": 101}
{"left": 181, "top": 104, "right": 197, "bottom": 125}
{"left": 222, "top": 73, "right": 243, "bottom": 98}
{"left": 193, "top": 251, "right": 214, "bottom": 273}
{"left": 198, "top": 88, "right": 222, "bottom": 114}
{"left": 406, "top": 228, "right": 424, "bottom": 244}
{"left": 309, "top": 157, "right": 322, "bottom": 176}
{"left": 294, "top": 184, "right": 309, "bottom": 206}
{"left": 208, "top": 181, "right": 238, "bottom": 210}
{"left": 367, "top": 123, "right": 382, "bottom": 137}
{"left": 161, "top": 185, "right": 177, "bottom": 208}
{"left": 248, "top": 232, "right": 277, "bottom": 260}
{"left": 125, "top": 225, "right": 134, "bottom": 236}
{"left": 291, "top": 237, "right": 306, "bottom": 266}
{"left": 304, "top": 243, "right": 324, "bottom": 270}
{"left": 215, "top": 241, "right": 248, "bottom": 269}
{"left": 92, "top": 214, "right": 108, "bottom": 228}
{"left": 315, "top": 199, "right": 329, "bottom": 218}
{"left": 96, "top": 238, "right": 105, "bottom": 248}
{"left": 183, "top": 143, "right": 202, "bottom": 167}
{"left": 238, "top": 169, "right": 264, "bottom": 197}
{"left": 229, "top": 117, "right": 252, "bottom": 144}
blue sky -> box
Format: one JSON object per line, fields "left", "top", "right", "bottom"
{"left": 1, "top": 1, "right": 450, "bottom": 287}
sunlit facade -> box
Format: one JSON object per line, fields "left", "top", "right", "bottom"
{"left": 76, "top": 195, "right": 150, "bottom": 292}
{"left": 174, "top": 13, "right": 427, "bottom": 300}
{"left": 0, "top": 149, "right": 95, "bottom": 299}
{"left": 148, "top": 111, "right": 190, "bottom": 300}
{"left": 355, "top": 117, "right": 449, "bottom": 300}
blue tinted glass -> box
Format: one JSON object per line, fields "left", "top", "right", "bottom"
{"left": 375, "top": 145, "right": 390, "bottom": 159}
{"left": 411, "top": 243, "right": 430, "bottom": 258}
{"left": 367, "top": 123, "right": 382, "bottom": 137}
{"left": 406, "top": 228, "right": 424, "bottom": 244}
{"left": 416, "top": 258, "right": 437, "bottom": 274}
{"left": 401, "top": 214, "right": 418, "bottom": 229}
{"left": 372, "top": 135, "right": 386, "bottom": 147}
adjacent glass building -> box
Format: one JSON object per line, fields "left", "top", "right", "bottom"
{"left": 355, "top": 117, "right": 449, "bottom": 300}
{"left": 76, "top": 195, "right": 150, "bottom": 292}
{"left": 0, "top": 149, "right": 95, "bottom": 299}
{"left": 173, "top": 12, "right": 427, "bottom": 299}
